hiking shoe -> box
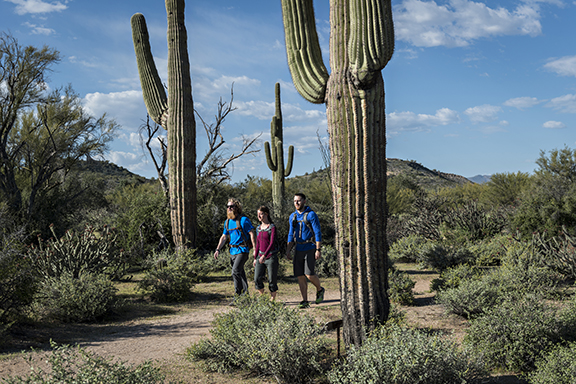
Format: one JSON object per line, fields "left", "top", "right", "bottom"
{"left": 298, "top": 300, "right": 310, "bottom": 309}
{"left": 315, "top": 287, "right": 325, "bottom": 304}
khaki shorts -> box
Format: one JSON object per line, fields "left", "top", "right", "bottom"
{"left": 293, "top": 248, "right": 316, "bottom": 277}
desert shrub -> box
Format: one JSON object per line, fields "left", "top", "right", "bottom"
{"left": 430, "top": 264, "right": 485, "bottom": 292}
{"left": 558, "top": 293, "right": 576, "bottom": 342}
{"left": 464, "top": 295, "right": 562, "bottom": 373}
{"left": 532, "top": 228, "right": 576, "bottom": 280}
{"left": 138, "top": 249, "right": 200, "bottom": 303}
{"left": 417, "top": 242, "right": 474, "bottom": 271}
{"left": 527, "top": 342, "right": 576, "bottom": 384}
{"left": 29, "top": 225, "right": 125, "bottom": 280}
{"left": 388, "top": 267, "right": 415, "bottom": 305}
{"left": 0, "top": 209, "right": 36, "bottom": 332}
{"left": 443, "top": 200, "right": 509, "bottom": 242}
{"left": 327, "top": 325, "right": 487, "bottom": 384}
{"left": 388, "top": 234, "right": 427, "bottom": 263}
{"left": 3, "top": 341, "right": 165, "bottom": 384}
{"left": 187, "top": 295, "right": 329, "bottom": 384}
{"left": 437, "top": 262, "right": 560, "bottom": 319}
{"left": 316, "top": 244, "right": 339, "bottom": 277}
{"left": 468, "top": 234, "right": 510, "bottom": 266}
{"left": 33, "top": 272, "right": 118, "bottom": 322}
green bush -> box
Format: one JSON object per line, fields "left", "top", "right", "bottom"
{"left": 33, "top": 272, "right": 118, "bottom": 323}
{"left": 138, "top": 250, "right": 199, "bottom": 303}
{"left": 558, "top": 293, "right": 576, "bottom": 342}
{"left": 527, "top": 342, "right": 576, "bottom": 384}
{"left": 327, "top": 325, "right": 487, "bottom": 384}
{"left": 188, "top": 295, "right": 329, "bottom": 384}
{"left": 316, "top": 244, "right": 339, "bottom": 277}
{"left": 464, "top": 295, "right": 562, "bottom": 373}
{"left": 30, "top": 225, "right": 125, "bottom": 280}
{"left": 1, "top": 209, "right": 36, "bottom": 332}
{"left": 388, "top": 234, "right": 427, "bottom": 263}
{"left": 417, "top": 242, "right": 474, "bottom": 271}
{"left": 436, "top": 276, "right": 502, "bottom": 319}
{"left": 468, "top": 234, "right": 510, "bottom": 266}
{"left": 388, "top": 267, "right": 415, "bottom": 305}
{"left": 430, "top": 264, "right": 485, "bottom": 292}
{"left": 3, "top": 341, "right": 165, "bottom": 384}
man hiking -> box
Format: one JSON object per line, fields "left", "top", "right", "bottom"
{"left": 286, "top": 193, "right": 325, "bottom": 308}
{"left": 214, "top": 198, "right": 256, "bottom": 304}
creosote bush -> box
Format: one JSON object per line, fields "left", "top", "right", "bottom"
{"left": 327, "top": 325, "right": 487, "bottom": 384}
{"left": 388, "top": 234, "right": 427, "bottom": 263}
{"left": 464, "top": 295, "right": 562, "bottom": 373}
{"left": 33, "top": 272, "right": 119, "bottom": 323}
{"left": 315, "top": 244, "right": 339, "bottom": 277}
{"left": 138, "top": 249, "right": 200, "bottom": 303}
{"left": 527, "top": 342, "right": 576, "bottom": 384}
{"left": 388, "top": 267, "right": 415, "bottom": 305}
{"left": 3, "top": 341, "right": 165, "bottom": 384}
{"left": 187, "top": 295, "right": 329, "bottom": 384}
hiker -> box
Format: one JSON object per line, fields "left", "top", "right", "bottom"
{"left": 253, "top": 206, "right": 280, "bottom": 301}
{"left": 214, "top": 198, "right": 256, "bottom": 302}
{"left": 286, "top": 193, "right": 325, "bottom": 308}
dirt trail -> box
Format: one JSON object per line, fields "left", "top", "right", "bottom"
{"left": 0, "top": 291, "right": 342, "bottom": 379}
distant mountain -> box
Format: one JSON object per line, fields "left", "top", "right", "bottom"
{"left": 468, "top": 174, "right": 492, "bottom": 184}
{"left": 386, "top": 158, "right": 472, "bottom": 189}
{"left": 73, "top": 158, "right": 150, "bottom": 191}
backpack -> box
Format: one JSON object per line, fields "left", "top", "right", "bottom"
{"left": 257, "top": 223, "right": 281, "bottom": 255}
{"left": 294, "top": 211, "right": 315, "bottom": 244}
{"left": 225, "top": 216, "right": 253, "bottom": 249}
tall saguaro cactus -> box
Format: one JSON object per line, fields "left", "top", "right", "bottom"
{"left": 131, "top": 0, "right": 197, "bottom": 250}
{"left": 265, "top": 83, "right": 294, "bottom": 213}
{"left": 281, "top": 0, "right": 394, "bottom": 345}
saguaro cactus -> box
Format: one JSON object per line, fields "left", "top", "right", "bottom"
{"left": 281, "top": 0, "right": 394, "bottom": 345}
{"left": 131, "top": 0, "right": 197, "bottom": 250}
{"left": 265, "top": 83, "right": 294, "bottom": 213}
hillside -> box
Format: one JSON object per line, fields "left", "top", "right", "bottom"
{"left": 291, "top": 159, "right": 472, "bottom": 190}
{"left": 72, "top": 158, "right": 150, "bottom": 191}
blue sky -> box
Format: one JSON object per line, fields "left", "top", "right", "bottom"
{"left": 2, "top": 0, "right": 576, "bottom": 183}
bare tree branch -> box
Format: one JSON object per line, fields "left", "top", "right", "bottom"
{"left": 139, "top": 115, "right": 168, "bottom": 201}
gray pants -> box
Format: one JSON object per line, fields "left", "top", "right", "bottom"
{"left": 230, "top": 252, "right": 249, "bottom": 295}
{"left": 254, "top": 254, "right": 279, "bottom": 292}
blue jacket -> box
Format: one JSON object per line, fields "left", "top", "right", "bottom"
{"left": 223, "top": 216, "right": 254, "bottom": 255}
{"left": 287, "top": 207, "right": 322, "bottom": 252}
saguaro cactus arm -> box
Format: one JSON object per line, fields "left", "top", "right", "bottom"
{"left": 348, "top": 0, "right": 395, "bottom": 87}
{"left": 264, "top": 139, "right": 278, "bottom": 171}
{"left": 285, "top": 144, "right": 294, "bottom": 176}
{"left": 281, "top": 0, "right": 329, "bottom": 104}
{"left": 131, "top": 13, "right": 169, "bottom": 128}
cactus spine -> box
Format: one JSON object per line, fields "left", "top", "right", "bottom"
{"left": 131, "top": 0, "right": 197, "bottom": 250}
{"left": 265, "top": 83, "right": 294, "bottom": 213}
{"left": 281, "top": 0, "right": 394, "bottom": 345}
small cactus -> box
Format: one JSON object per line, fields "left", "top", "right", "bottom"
{"left": 264, "top": 83, "right": 294, "bottom": 213}
{"left": 131, "top": 0, "right": 197, "bottom": 250}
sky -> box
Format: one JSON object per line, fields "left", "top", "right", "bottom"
{"left": 1, "top": 0, "right": 576, "bottom": 183}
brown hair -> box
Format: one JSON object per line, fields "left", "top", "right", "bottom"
{"left": 227, "top": 198, "right": 243, "bottom": 215}
{"left": 258, "top": 205, "right": 273, "bottom": 223}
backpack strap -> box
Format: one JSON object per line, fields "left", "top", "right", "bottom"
{"left": 296, "top": 211, "right": 315, "bottom": 244}
{"left": 227, "top": 217, "right": 250, "bottom": 248}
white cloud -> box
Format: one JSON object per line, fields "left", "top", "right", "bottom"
{"left": 394, "top": 0, "right": 543, "bottom": 47}
{"left": 23, "top": 22, "right": 55, "bottom": 35}
{"left": 546, "top": 94, "right": 576, "bottom": 113}
{"left": 544, "top": 55, "right": 576, "bottom": 77}
{"left": 543, "top": 120, "right": 566, "bottom": 129}
{"left": 235, "top": 100, "right": 326, "bottom": 125}
{"left": 464, "top": 104, "right": 502, "bottom": 123}
{"left": 4, "top": 0, "right": 67, "bottom": 15}
{"left": 387, "top": 107, "right": 460, "bottom": 132}
{"left": 83, "top": 90, "right": 147, "bottom": 131}
{"left": 503, "top": 96, "right": 542, "bottom": 109}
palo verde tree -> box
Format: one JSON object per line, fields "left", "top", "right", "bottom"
{"left": 281, "top": 0, "right": 394, "bottom": 345}
{"left": 131, "top": 0, "right": 197, "bottom": 250}
{"left": 0, "top": 33, "right": 117, "bottom": 226}
{"left": 265, "top": 82, "right": 294, "bottom": 214}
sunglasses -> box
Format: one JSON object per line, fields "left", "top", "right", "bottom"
{"left": 227, "top": 204, "right": 236, "bottom": 209}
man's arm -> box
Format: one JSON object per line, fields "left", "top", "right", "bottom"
{"left": 214, "top": 234, "right": 228, "bottom": 259}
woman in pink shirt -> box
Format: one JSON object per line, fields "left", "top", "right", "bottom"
{"left": 253, "top": 206, "right": 279, "bottom": 300}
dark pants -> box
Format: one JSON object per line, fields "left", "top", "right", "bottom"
{"left": 230, "top": 252, "right": 249, "bottom": 295}
{"left": 254, "top": 254, "right": 279, "bottom": 292}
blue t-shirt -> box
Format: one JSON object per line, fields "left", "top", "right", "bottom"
{"left": 287, "top": 207, "right": 322, "bottom": 252}
{"left": 223, "top": 216, "right": 254, "bottom": 255}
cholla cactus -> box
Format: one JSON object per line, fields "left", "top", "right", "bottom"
{"left": 281, "top": 0, "right": 394, "bottom": 345}
{"left": 265, "top": 83, "right": 294, "bottom": 213}
{"left": 131, "top": 0, "right": 196, "bottom": 250}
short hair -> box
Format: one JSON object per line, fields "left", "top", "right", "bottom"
{"left": 294, "top": 193, "right": 306, "bottom": 201}
{"left": 258, "top": 205, "right": 274, "bottom": 223}
{"left": 228, "top": 198, "right": 243, "bottom": 215}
